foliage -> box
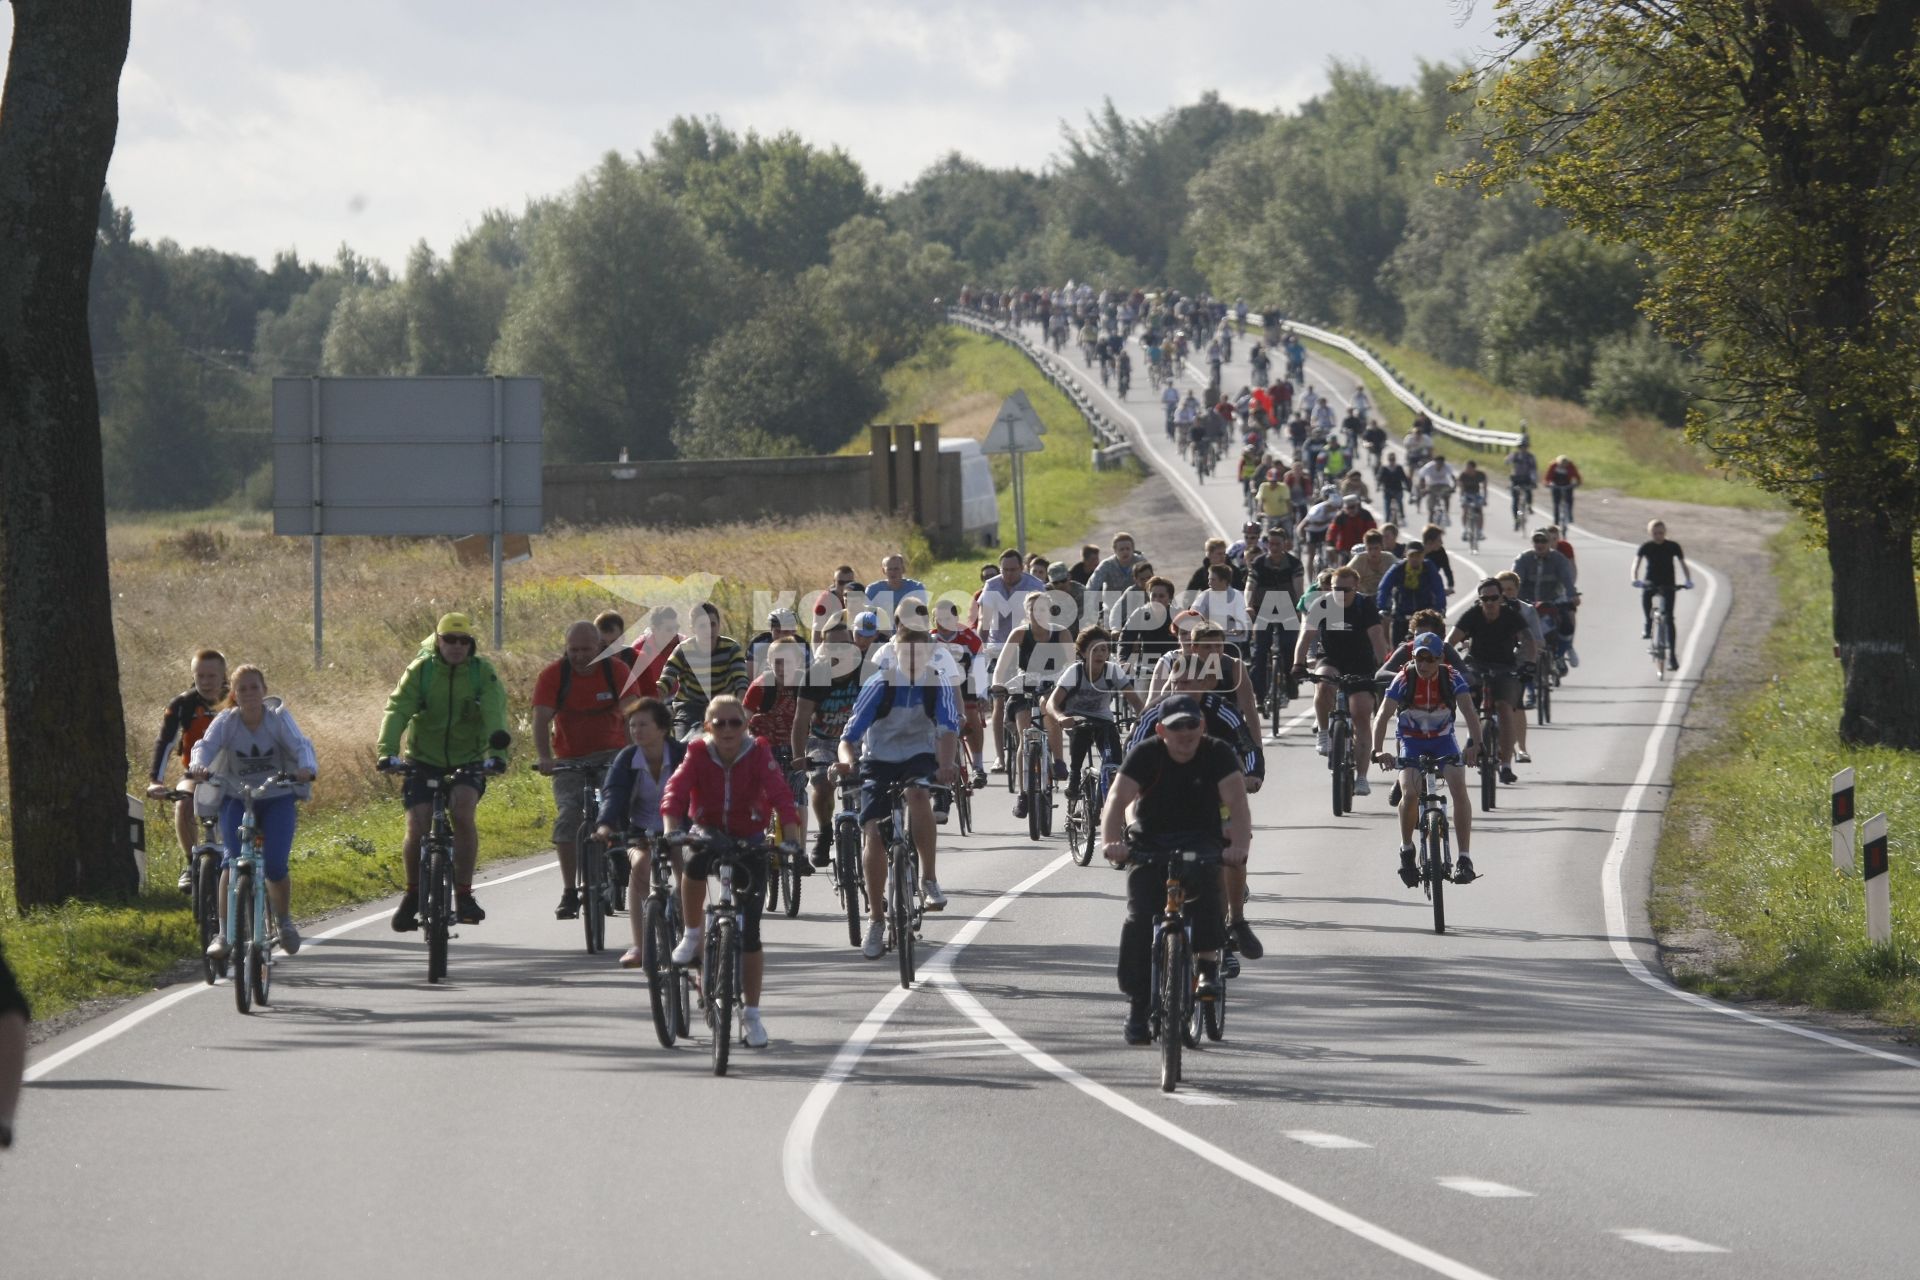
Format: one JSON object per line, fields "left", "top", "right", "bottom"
{"left": 1479, "top": 231, "right": 1645, "bottom": 399}
{"left": 1585, "top": 322, "right": 1696, "bottom": 427}
{"left": 885, "top": 152, "right": 1047, "bottom": 275}
{"left": 808, "top": 215, "right": 964, "bottom": 368}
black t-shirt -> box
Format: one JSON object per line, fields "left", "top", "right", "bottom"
{"left": 1638, "top": 540, "right": 1686, "bottom": 588}
{"left": 1120, "top": 737, "right": 1239, "bottom": 834}
{"left": 1379, "top": 465, "right": 1408, "bottom": 495}
{"left": 1303, "top": 591, "right": 1383, "bottom": 673}
{"left": 1246, "top": 551, "right": 1303, "bottom": 607}
{"left": 1454, "top": 601, "right": 1531, "bottom": 667}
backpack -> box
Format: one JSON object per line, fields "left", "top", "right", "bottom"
{"left": 556, "top": 658, "right": 619, "bottom": 708}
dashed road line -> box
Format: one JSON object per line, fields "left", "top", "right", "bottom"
{"left": 1613, "top": 1230, "right": 1730, "bottom": 1253}
{"left": 1285, "top": 1130, "right": 1374, "bottom": 1150}
{"left": 1438, "top": 1178, "right": 1534, "bottom": 1198}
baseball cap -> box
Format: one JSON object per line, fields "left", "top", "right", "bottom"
{"left": 436, "top": 612, "right": 474, "bottom": 637}
{"left": 1342, "top": 493, "right": 1361, "bottom": 505}
{"left": 1413, "top": 633, "right": 1444, "bottom": 657}
{"left": 768, "top": 607, "right": 799, "bottom": 630}
{"left": 1047, "top": 561, "right": 1070, "bottom": 581}
{"left": 853, "top": 611, "right": 881, "bottom": 639}
{"left": 1161, "top": 694, "right": 1206, "bottom": 729}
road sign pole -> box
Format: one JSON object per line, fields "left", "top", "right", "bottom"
{"left": 1832, "top": 767, "right": 1856, "bottom": 871}
{"left": 310, "top": 377, "right": 324, "bottom": 669}
{"left": 1863, "top": 813, "right": 1891, "bottom": 945}
{"left": 1012, "top": 451, "right": 1027, "bottom": 553}
{"left": 492, "top": 377, "right": 506, "bottom": 651}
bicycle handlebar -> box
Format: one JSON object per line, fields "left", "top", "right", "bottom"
{"left": 380, "top": 757, "right": 502, "bottom": 778}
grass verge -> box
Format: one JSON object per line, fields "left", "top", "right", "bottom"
{"left": 1649, "top": 523, "right": 1920, "bottom": 1035}
{"left": 1292, "top": 330, "right": 1779, "bottom": 513}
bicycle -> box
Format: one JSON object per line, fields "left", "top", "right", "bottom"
{"left": 1640, "top": 582, "right": 1689, "bottom": 678}
{"left": 825, "top": 767, "right": 867, "bottom": 948}
{"left": 1017, "top": 703, "right": 1055, "bottom": 841}
{"left": 1424, "top": 485, "right": 1454, "bottom": 527}
{"left": 1550, "top": 483, "right": 1575, "bottom": 527}
{"left": 1402, "top": 752, "right": 1460, "bottom": 934}
{"left": 878, "top": 776, "right": 945, "bottom": 989}
{"left": 218, "top": 773, "right": 299, "bottom": 1014}
{"left": 1259, "top": 631, "right": 1297, "bottom": 740}
{"left": 668, "top": 830, "right": 789, "bottom": 1076}
{"left": 379, "top": 737, "right": 507, "bottom": 984}
{"left": 1462, "top": 494, "right": 1485, "bottom": 552}
{"left": 1126, "top": 830, "right": 1226, "bottom": 1094}
{"left": 159, "top": 786, "right": 226, "bottom": 984}
{"left": 1510, "top": 481, "right": 1534, "bottom": 531}
{"left": 1468, "top": 664, "right": 1510, "bottom": 813}
{"left": 766, "top": 753, "right": 806, "bottom": 919}
{"left": 639, "top": 832, "right": 693, "bottom": 1049}
{"left": 553, "top": 763, "right": 617, "bottom": 955}
{"left": 1063, "top": 721, "right": 1120, "bottom": 867}
{"left": 1305, "top": 671, "right": 1373, "bottom": 817}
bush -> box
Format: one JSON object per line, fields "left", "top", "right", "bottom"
{"left": 1585, "top": 324, "right": 1696, "bottom": 426}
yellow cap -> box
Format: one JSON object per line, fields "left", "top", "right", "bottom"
{"left": 436, "top": 612, "right": 475, "bottom": 636}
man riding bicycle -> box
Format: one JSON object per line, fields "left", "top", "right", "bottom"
{"left": 1370, "top": 634, "right": 1484, "bottom": 888}
{"left": 534, "top": 621, "right": 633, "bottom": 920}
{"left": 1446, "top": 579, "right": 1540, "bottom": 786}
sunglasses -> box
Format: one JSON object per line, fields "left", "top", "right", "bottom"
{"left": 1479, "top": 594, "right": 1502, "bottom": 603}
{"left": 1164, "top": 718, "right": 1204, "bottom": 731}
{"left": 709, "top": 717, "right": 746, "bottom": 729}
{"left": 439, "top": 634, "right": 475, "bottom": 646}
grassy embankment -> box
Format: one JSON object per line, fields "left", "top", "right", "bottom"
{"left": 1650, "top": 526, "right": 1920, "bottom": 1034}
{"left": 1289, "top": 329, "right": 1779, "bottom": 512}
{"left": 0, "top": 325, "right": 1131, "bottom": 1022}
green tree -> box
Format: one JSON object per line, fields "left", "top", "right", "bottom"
{"left": 404, "top": 210, "right": 525, "bottom": 375}
{"left": 886, "top": 152, "right": 1047, "bottom": 275}
{"left": 809, "top": 215, "right": 963, "bottom": 369}
{"left": 252, "top": 274, "right": 346, "bottom": 376}
{"left": 320, "top": 280, "right": 410, "bottom": 375}
{"left": 1460, "top": 0, "right": 1920, "bottom": 746}
{"left": 1585, "top": 322, "right": 1696, "bottom": 427}
{"left": 1478, "top": 230, "right": 1644, "bottom": 398}
{"left": 492, "top": 152, "right": 741, "bottom": 462}
{"left": 101, "top": 302, "right": 242, "bottom": 508}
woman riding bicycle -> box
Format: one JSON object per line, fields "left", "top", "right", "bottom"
{"left": 1046, "top": 627, "right": 1142, "bottom": 797}
{"left": 990, "top": 591, "right": 1076, "bottom": 820}
{"left": 597, "top": 697, "right": 689, "bottom": 969}
{"left": 189, "top": 665, "right": 317, "bottom": 961}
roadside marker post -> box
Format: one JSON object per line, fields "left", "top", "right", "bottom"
{"left": 982, "top": 389, "right": 1047, "bottom": 554}
{"left": 1863, "top": 813, "right": 1890, "bottom": 945}
{"left": 1831, "top": 768, "right": 1856, "bottom": 872}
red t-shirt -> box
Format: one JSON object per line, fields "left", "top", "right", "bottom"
{"left": 533, "top": 657, "right": 633, "bottom": 758}
{"left": 744, "top": 673, "right": 799, "bottom": 752}
{"left": 627, "top": 633, "right": 680, "bottom": 699}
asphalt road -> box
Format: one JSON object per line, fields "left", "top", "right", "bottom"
{"left": 8, "top": 321, "right": 1919, "bottom": 1280}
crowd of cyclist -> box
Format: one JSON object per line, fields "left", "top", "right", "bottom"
{"left": 119, "top": 281, "right": 1697, "bottom": 1060}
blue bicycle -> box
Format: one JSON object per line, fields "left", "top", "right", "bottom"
{"left": 221, "top": 773, "right": 299, "bottom": 1015}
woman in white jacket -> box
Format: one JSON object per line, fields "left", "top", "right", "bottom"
{"left": 189, "top": 665, "right": 317, "bottom": 957}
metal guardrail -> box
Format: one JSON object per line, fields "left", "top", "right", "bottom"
{"left": 947, "top": 308, "right": 1133, "bottom": 470}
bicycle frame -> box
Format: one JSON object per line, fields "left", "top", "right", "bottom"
{"left": 221, "top": 775, "right": 293, "bottom": 1013}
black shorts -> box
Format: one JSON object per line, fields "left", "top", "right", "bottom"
{"left": 402, "top": 769, "right": 487, "bottom": 810}
{"left": 682, "top": 847, "right": 769, "bottom": 954}
{"left": 860, "top": 754, "right": 940, "bottom": 826}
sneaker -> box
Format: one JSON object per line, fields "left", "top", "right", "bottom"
{"left": 390, "top": 889, "right": 420, "bottom": 932}
{"left": 1316, "top": 729, "right": 1331, "bottom": 756}
{"left": 1514, "top": 749, "right": 1532, "bottom": 764}
{"left": 177, "top": 868, "right": 193, "bottom": 894}
{"left": 1499, "top": 766, "right": 1518, "bottom": 785}
{"left": 811, "top": 834, "right": 833, "bottom": 867}
{"left": 1222, "top": 950, "right": 1241, "bottom": 980}
{"left": 455, "top": 894, "right": 485, "bottom": 925}
{"left": 1388, "top": 780, "right": 1403, "bottom": 806}
{"left": 742, "top": 1010, "right": 768, "bottom": 1049}
{"left": 862, "top": 920, "right": 886, "bottom": 960}
{"left": 1398, "top": 846, "right": 1419, "bottom": 888}
{"left": 1123, "top": 1005, "right": 1152, "bottom": 1045}
{"left": 1642, "top": 625, "right": 1652, "bottom": 639}
{"left": 1453, "top": 855, "right": 1478, "bottom": 885}
{"left": 1195, "top": 962, "right": 1222, "bottom": 1002}
{"left": 795, "top": 855, "right": 815, "bottom": 877}
{"left": 934, "top": 797, "right": 951, "bottom": 826}
{"left": 1567, "top": 645, "right": 1579, "bottom": 669}
{"left": 1351, "top": 774, "right": 1371, "bottom": 797}
{"left": 922, "top": 879, "right": 948, "bottom": 912}
{"left": 1231, "top": 919, "right": 1265, "bottom": 961}
{"left": 670, "top": 928, "right": 702, "bottom": 966}
{"left": 619, "top": 946, "right": 644, "bottom": 969}
{"left": 1555, "top": 658, "right": 1569, "bottom": 678}
{"left": 1050, "top": 760, "right": 1068, "bottom": 783}
{"left": 972, "top": 768, "right": 988, "bottom": 790}
{"left": 276, "top": 917, "right": 301, "bottom": 956}
{"left": 1013, "top": 793, "right": 1029, "bottom": 819}
{"left": 555, "top": 888, "right": 580, "bottom": 919}
{"left": 205, "top": 934, "right": 231, "bottom": 961}
{"left": 991, "top": 757, "right": 1009, "bottom": 775}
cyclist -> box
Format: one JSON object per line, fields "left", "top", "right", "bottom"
{"left": 1160, "top": 381, "right": 1179, "bottom": 436}
{"left": 1495, "top": 572, "right": 1544, "bottom": 763}
{"left": 1376, "top": 608, "right": 1472, "bottom": 683}
{"left": 1403, "top": 422, "right": 1434, "bottom": 471}
{"left": 662, "top": 695, "right": 802, "bottom": 1050}
{"left": 1446, "top": 578, "right": 1540, "bottom": 786}
{"left": 1414, "top": 453, "right": 1457, "bottom": 525}
{"left": 536, "top": 621, "right": 634, "bottom": 920}
{"left": 1175, "top": 390, "right": 1201, "bottom": 451}
{"left": 791, "top": 617, "right": 865, "bottom": 866}
{"left": 1544, "top": 454, "right": 1582, "bottom": 524}
{"left": 1247, "top": 528, "right": 1305, "bottom": 707}
{"left": 1226, "top": 519, "right": 1265, "bottom": 569}
{"left": 1376, "top": 541, "right": 1447, "bottom": 646}
{"left": 1100, "top": 693, "right": 1251, "bottom": 1045}
{"left": 1370, "top": 634, "right": 1484, "bottom": 888}
{"left": 660, "top": 603, "right": 749, "bottom": 739}
{"left": 1506, "top": 438, "right": 1540, "bottom": 524}
{"left": 1513, "top": 531, "right": 1580, "bottom": 669}
{"left": 991, "top": 590, "right": 1077, "bottom": 818}
{"left": 837, "top": 625, "right": 963, "bottom": 958}
{"left": 1632, "top": 520, "right": 1694, "bottom": 667}
{"left": 1457, "top": 461, "right": 1487, "bottom": 534}
{"left": 745, "top": 638, "right": 812, "bottom": 864}
{"left": 1116, "top": 348, "right": 1132, "bottom": 397}
{"left": 1193, "top": 562, "right": 1251, "bottom": 650}
{"left": 1117, "top": 575, "right": 1179, "bottom": 676}
{"left": 189, "top": 664, "right": 317, "bottom": 959}
{"left": 1327, "top": 493, "right": 1377, "bottom": 561}
{"left": 1292, "top": 566, "right": 1388, "bottom": 793}
{"left": 597, "top": 697, "right": 689, "bottom": 968}
{"left": 1187, "top": 536, "right": 1246, "bottom": 594}
{"left": 1420, "top": 524, "right": 1457, "bottom": 596}
{"left": 608, "top": 606, "right": 681, "bottom": 698}
{"left": 1104, "top": 559, "right": 1159, "bottom": 631}
{"left": 1047, "top": 627, "right": 1141, "bottom": 805}
{"left": 1045, "top": 561, "right": 1086, "bottom": 636}
{"left": 865, "top": 553, "right": 928, "bottom": 630}
{"left": 1362, "top": 420, "right": 1389, "bottom": 473}
{"left": 147, "top": 647, "right": 228, "bottom": 892}
{"left": 977, "top": 548, "right": 1046, "bottom": 770}
{"left": 1085, "top": 532, "right": 1147, "bottom": 631}
{"left": 931, "top": 600, "right": 989, "bottom": 790}
{"left": 1377, "top": 451, "right": 1409, "bottom": 524}
{"left": 377, "top": 613, "right": 510, "bottom": 929}
{"left": 1340, "top": 468, "right": 1371, "bottom": 503}
{"left": 1346, "top": 528, "right": 1395, "bottom": 598}
{"left": 1296, "top": 485, "right": 1342, "bottom": 574}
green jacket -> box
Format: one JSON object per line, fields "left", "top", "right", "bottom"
{"left": 377, "top": 647, "right": 510, "bottom": 768}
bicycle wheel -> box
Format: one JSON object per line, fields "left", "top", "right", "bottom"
{"left": 1426, "top": 817, "right": 1448, "bottom": 936}
{"left": 1068, "top": 774, "right": 1093, "bottom": 866}
{"left": 1329, "top": 719, "right": 1350, "bottom": 817}
{"left": 232, "top": 871, "right": 253, "bottom": 1014}
{"left": 1203, "top": 968, "right": 1226, "bottom": 1042}
{"left": 252, "top": 916, "right": 271, "bottom": 1008}
{"left": 426, "top": 847, "right": 450, "bottom": 984}
{"left": 892, "top": 847, "right": 917, "bottom": 989}
{"left": 195, "top": 852, "right": 221, "bottom": 985}
{"left": 1267, "top": 660, "right": 1285, "bottom": 739}
{"left": 780, "top": 845, "right": 802, "bottom": 918}
{"left": 1039, "top": 763, "right": 1055, "bottom": 838}
{"left": 1537, "top": 673, "right": 1552, "bottom": 725}
{"left": 710, "top": 917, "right": 735, "bottom": 1076}
{"left": 583, "top": 837, "right": 607, "bottom": 956}
{"left": 956, "top": 777, "right": 973, "bottom": 835}
{"left": 1025, "top": 742, "right": 1042, "bottom": 842}
{"left": 1158, "top": 930, "right": 1187, "bottom": 1092}
{"left": 837, "top": 816, "right": 863, "bottom": 948}
{"left": 643, "top": 898, "right": 677, "bottom": 1048}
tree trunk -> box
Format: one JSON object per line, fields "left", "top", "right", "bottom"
{"left": 1823, "top": 498, "right": 1920, "bottom": 750}
{"left": 0, "top": 0, "right": 136, "bottom": 905}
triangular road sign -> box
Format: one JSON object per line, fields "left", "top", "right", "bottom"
{"left": 982, "top": 388, "right": 1046, "bottom": 454}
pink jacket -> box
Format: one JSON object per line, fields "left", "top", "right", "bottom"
{"left": 660, "top": 736, "right": 799, "bottom": 840}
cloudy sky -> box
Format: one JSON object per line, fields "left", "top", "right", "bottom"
{"left": 7, "top": 1, "right": 1504, "bottom": 270}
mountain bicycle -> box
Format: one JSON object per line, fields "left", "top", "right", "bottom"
{"left": 766, "top": 752, "right": 806, "bottom": 919}
{"left": 1305, "top": 671, "right": 1373, "bottom": 816}
{"left": 379, "top": 734, "right": 508, "bottom": 984}
{"left": 1638, "top": 581, "right": 1689, "bottom": 679}
{"left": 1462, "top": 492, "right": 1485, "bottom": 552}
{"left": 667, "top": 830, "right": 789, "bottom": 1076}
{"left": 1062, "top": 720, "right": 1120, "bottom": 867}
{"left": 1510, "top": 480, "right": 1534, "bottom": 531}
{"left": 1017, "top": 699, "right": 1055, "bottom": 841}
{"left": 158, "top": 786, "right": 225, "bottom": 984}
{"left": 825, "top": 767, "right": 867, "bottom": 948}
{"left": 1550, "top": 482, "right": 1575, "bottom": 527}
{"left": 553, "top": 763, "right": 618, "bottom": 955}
{"left": 1259, "top": 630, "right": 1298, "bottom": 739}
{"left": 878, "top": 776, "right": 944, "bottom": 989}
{"left": 953, "top": 737, "right": 976, "bottom": 836}
{"left": 218, "top": 773, "right": 300, "bottom": 1014}
{"left": 1126, "top": 829, "right": 1226, "bottom": 1094}
{"left": 640, "top": 832, "right": 692, "bottom": 1049}
{"left": 1468, "top": 663, "right": 1509, "bottom": 813}
{"left": 1399, "top": 751, "right": 1464, "bottom": 935}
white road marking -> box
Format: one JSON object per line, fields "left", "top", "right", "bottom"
{"left": 1285, "top": 1130, "right": 1374, "bottom": 1150}
{"left": 1613, "top": 1230, "right": 1730, "bottom": 1253}
{"left": 25, "top": 857, "right": 561, "bottom": 1083}
{"left": 886, "top": 1046, "right": 1017, "bottom": 1063}
{"left": 1167, "top": 1090, "right": 1235, "bottom": 1107}
{"left": 878, "top": 1036, "right": 1005, "bottom": 1053}
{"left": 1438, "top": 1177, "right": 1534, "bottom": 1198}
